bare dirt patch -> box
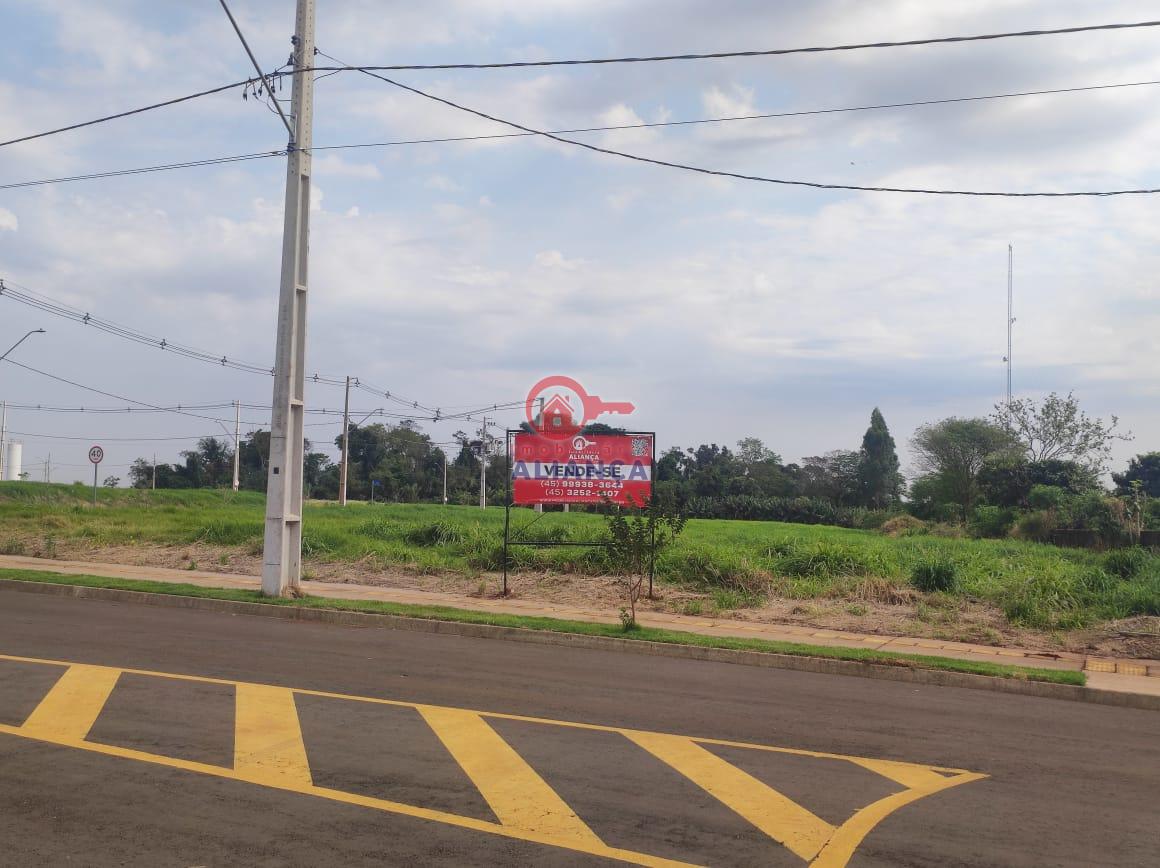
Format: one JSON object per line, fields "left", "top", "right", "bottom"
{"left": 8, "top": 535, "right": 1149, "bottom": 659}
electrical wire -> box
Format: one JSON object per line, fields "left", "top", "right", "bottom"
{"left": 0, "top": 151, "right": 286, "bottom": 191}
{"left": 0, "top": 357, "right": 266, "bottom": 427}
{"left": 340, "top": 59, "right": 1160, "bottom": 197}
{"left": 0, "top": 278, "right": 342, "bottom": 383}
{"left": 6, "top": 18, "right": 1157, "bottom": 153}
{"left": 4, "top": 430, "right": 254, "bottom": 442}
{"left": 7, "top": 77, "right": 1160, "bottom": 193}
{"left": 0, "top": 77, "right": 262, "bottom": 150}
{"left": 306, "top": 20, "right": 1160, "bottom": 70}
{"left": 0, "top": 279, "right": 522, "bottom": 418}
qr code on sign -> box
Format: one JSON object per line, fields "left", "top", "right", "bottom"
{"left": 631, "top": 437, "right": 649, "bottom": 457}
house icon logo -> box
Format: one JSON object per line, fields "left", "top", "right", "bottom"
{"left": 524, "top": 375, "right": 636, "bottom": 440}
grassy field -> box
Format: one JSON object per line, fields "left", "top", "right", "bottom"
{"left": 1, "top": 482, "right": 1158, "bottom": 632}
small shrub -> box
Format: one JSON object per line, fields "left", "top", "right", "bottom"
{"left": 845, "top": 604, "right": 868, "bottom": 616}
{"left": 1027, "top": 484, "right": 1065, "bottom": 512}
{"left": 776, "top": 541, "right": 870, "bottom": 578}
{"left": 404, "top": 521, "right": 467, "bottom": 547}
{"left": 1013, "top": 510, "right": 1056, "bottom": 543}
{"left": 880, "top": 515, "right": 927, "bottom": 537}
{"left": 681, "top": 599, "right": 703, "bottom": 616}
{"left": 1, "top": 538, "right": 27, "bottom": 556}
{"left": 911, "top": 558, "right": 958, "bottom": 593}
{"left": 1103, "top": 547, "right": 1150, "bottom": 580}
{"left": 1079, "top": 568, "right": 1116, "bottom": 597}
{"left": 197, "top": 519, "right": 262, "bottom": 546}
{"left": 970, "top": 506, "right": 1015, "bottom": 539}
{"left": 927, "top": 523, "right": 965, "bottom": 539}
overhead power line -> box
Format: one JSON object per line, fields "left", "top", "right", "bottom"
{"left": 339, "top": 59, "right": 1160, "bottom": 197}
{"left": 0, "top": 357, "right": 265, "bottom": 428}
{"left": 306, "top": 19, "right": 1160, "bottom": 71}
{"left": 0, "top": 278, "right": 520, "bottom": 418}
{"left": 0, "top": 77, "right": 260, "bottom": 150}
{"left": 216, "top": 0, "right": 295, "bottom": 140}
{"left": 6, "top": 18, "right": 1156, "bottom": 152}
{"left": 0, "top": 278, "right": 338, "bottom": 382}
{"left": 0, "top": 151, "right": 286, "bottom": 191}
{"left": 6, "top": 77, "right": 1160, "bottom": 193}
{"left": 5, "top": 430, "right": 253, "bottom": 442}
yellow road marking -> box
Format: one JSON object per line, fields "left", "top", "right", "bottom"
{"left": 0, "top": 652, "right": 986, "bottom": 867}
{"left": 810, "top": 770, "right": 987, "bottom": 868}
{"left": 624, "top": 731, "right": 835, "bottom": 861}
{"left": 234, "top": 684, "right": 313, "bottom": 787}
{"left": 418, "top": 706, "right": 603, "bottom": 847}
{"left": 20, "top": 664, "right": 120, "bottom": 743}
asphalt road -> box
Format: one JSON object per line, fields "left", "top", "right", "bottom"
{"left": 0, "top": 589, "right": 1157, "bottom": 867}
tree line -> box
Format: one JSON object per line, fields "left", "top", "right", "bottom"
{"left": 127, "top": 391, "right": 1159, "bottom": 542}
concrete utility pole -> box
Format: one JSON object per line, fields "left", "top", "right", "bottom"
{"left": 261, "top": 0, "right": 316, "bottom": 597}
{"left": 442, "top": 454, "right": 448, "bottom": 504}
{"left": 338, "top": 375, "right": 351, "bottom": 506}
{"left": 0, "top": 401, "right": 6, "bottom": 481}
{"left": 479, "top": 416, "right": 488, "bottom": 509}
{"left": 232, "top": 400, "right": 241, "bottom": 492}
{"left": 152, "top": 454, "right": 156, "bottom": 490}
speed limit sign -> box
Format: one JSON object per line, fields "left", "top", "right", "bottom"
{"left": 88, "top": 445, "right": 105, "bottom": 465}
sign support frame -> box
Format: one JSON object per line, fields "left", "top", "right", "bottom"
{"left": 502, "top": 429, "right": 657, "bottom": 598}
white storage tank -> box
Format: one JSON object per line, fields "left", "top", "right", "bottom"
{"left": 3, "top": 441, "right": 21, "bottom": 481}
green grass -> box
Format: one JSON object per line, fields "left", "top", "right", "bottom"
{"left": 0, "top": 567, "right": 1084, "bottom": 686}
{"left": 1, "top": 481, "right": 1157, "bottom": 632}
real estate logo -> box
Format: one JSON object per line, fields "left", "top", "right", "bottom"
{"left": 524, "top": 374, "right": 636, "bottom": 439}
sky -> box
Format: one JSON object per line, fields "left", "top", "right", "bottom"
{"left": 1, "top": 0, "right": 1158, "bottom": 485}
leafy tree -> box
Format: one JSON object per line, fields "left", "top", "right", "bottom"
{"left": 599, "top": 496, "right": 687, "bottom": 628}
{"left": 992, "top": 391, "right": 1131, "bottom": 474}
{"left": 857, "top": 408, "right": 901, "bottom": 508}
{"left": 102, "top": 476, "right": 120, "bottom": 488}
{"left": 910, "top": 418, "right": 1018, "bottom": 517}
{"left": 796, "top": 450, "right": 862, "bottom": 506}
{"left": 1113, "top": 452, "right": 1160, "bottom": 497}
{"left": 977, "top": 454, "right": 1031, "bottom": 508}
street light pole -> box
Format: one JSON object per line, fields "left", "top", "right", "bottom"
{"left": 0, "top": 328, "right": 45, "bottom": 480}
{"left": 261, "top": 0, "right": 316, "bottom": 597}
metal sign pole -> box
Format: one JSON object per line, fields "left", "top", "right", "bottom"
{"left": 649, "top": 434, "right": 657, "bottom": 599}
{"left": 88, "top": 445, "right": 104, "bottom": 507}
{"left": 502, "top": 430, "right": 512, "bottom": 597}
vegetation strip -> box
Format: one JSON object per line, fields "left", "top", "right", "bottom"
{"left": 0, "top": 569, "right": 1083, "bottom": 686}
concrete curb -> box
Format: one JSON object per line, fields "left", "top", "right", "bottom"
{"left": 4, "top": 578, "right": 1157, "bottom": 712}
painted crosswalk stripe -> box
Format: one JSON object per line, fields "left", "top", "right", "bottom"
{"left": 624, "top": 730, "right": 836, "bottom": 861}
{"left": 20, "top": 664, "right": 120, "bottom": 744}
{"left": 418, "top": 705, "right": 603, "bottom": 847}
{"left": 234, "top": 683, "right": 313, "bottom": 787}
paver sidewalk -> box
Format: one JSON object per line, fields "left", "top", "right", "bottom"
{"left": 3, "top": 554, "right": 1157, "bottom": 697}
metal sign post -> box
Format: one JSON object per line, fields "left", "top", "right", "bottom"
{"left": 502, "top": 430, "right": 656, "bottom": 598}
{"left": 88, "top": 445, "right": 104, "bottom": 506}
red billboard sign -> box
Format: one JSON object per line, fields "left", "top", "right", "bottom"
{"left": 511, "top": 432, "right": 654, "bottom": 506}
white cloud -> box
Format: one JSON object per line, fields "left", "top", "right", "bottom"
{"left": 312, "top": 154, "right": 382, "bottom": 180}
{"left": 534, "top": 250, "right": 584, "bottom": 270}
{"left": 0, "top": 208, "right": 17, "bottom": 231}
{"left": 426, "top": 174, "right": 464, "bottom": 192}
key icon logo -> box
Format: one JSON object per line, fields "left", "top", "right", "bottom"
{"left": 525, "top": 375, "right": 636, "bottom": 438}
